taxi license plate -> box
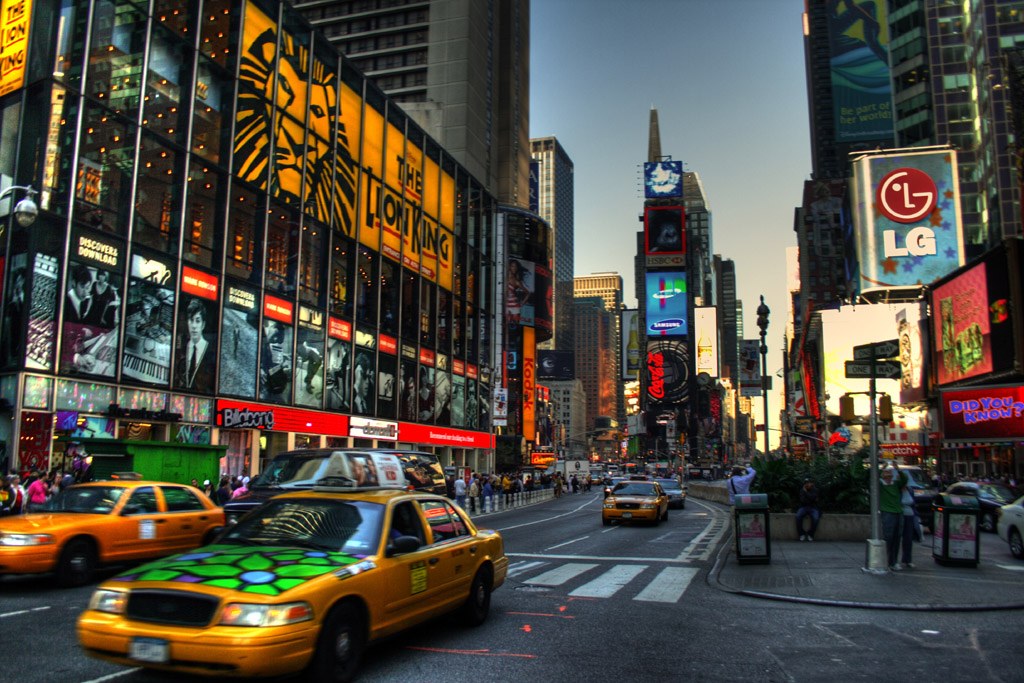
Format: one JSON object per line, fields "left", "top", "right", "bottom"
{"left": 621, "top": 512, "right": 632, "bottom": 519}
{"left": 129, "top": 637, "right": 169, "bottom": 663}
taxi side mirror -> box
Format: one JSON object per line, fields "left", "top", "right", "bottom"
{"left": 387, "top": 535, "right": 422, "bottom": 556}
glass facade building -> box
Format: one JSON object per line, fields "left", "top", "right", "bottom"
{"left": 0, "top": 0, "right": 497, "bottom": 478}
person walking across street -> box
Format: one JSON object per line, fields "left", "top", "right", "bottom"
{"left": 727, "top": 464, "right": 757, "bottom": 506}
{"left": 795, "top": 478, "right": 820, "bottom": 541}
{"left": 880, "top": 466, "right": 909, "bottom": 571}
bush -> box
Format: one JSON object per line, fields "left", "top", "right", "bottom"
{"left": 749, "top": 453, "right": 870, "bottom": 514}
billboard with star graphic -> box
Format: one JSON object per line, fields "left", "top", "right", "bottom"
{"left": 851, "top": 148, "right": 964, "bottom": 294}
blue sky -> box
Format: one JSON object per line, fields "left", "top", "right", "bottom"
{"left": 530, "top": 0, "right": 810, "bottom": 446}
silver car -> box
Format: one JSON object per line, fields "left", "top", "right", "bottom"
{"left": 656, "top": 478, "right": 687, "bottom": 509}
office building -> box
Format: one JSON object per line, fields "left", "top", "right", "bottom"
{"left": 530, "top": 136, "right": 575, "bottom": 353}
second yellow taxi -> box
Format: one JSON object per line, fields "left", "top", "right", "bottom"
{"left": 77, "top": 452, "right": 508, "bottom": 682}
{"left": 602, "top": 479, "right": 670, "bottom": 526}
{"left": 0, "top": 478, "right": 224, "bottom": 586}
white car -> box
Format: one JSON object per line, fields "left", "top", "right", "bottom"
{"left": 997, "top": 495, "right": 1024, "bottom": 559}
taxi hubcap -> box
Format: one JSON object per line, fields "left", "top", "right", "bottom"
{"left": 334, "top": 631, "right": 351, "bottom": 660}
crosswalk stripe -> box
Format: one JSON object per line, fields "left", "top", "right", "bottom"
{"left": 525, "top": 562, "right": 598, "bottom": 586}
{"left": 507, "top": 560, "right": 548, "bottom": 577}
{"left": 633, "top": 566, "right": 699, "bottom": 603}
{"left": 569, "top": 564, "right": 647, "bottom": 598}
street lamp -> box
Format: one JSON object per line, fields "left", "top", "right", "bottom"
{"left": 0, "top": 185, "right": 39, "bottom": 227}
{"left": 756, "top": 295, "right": 770, "bottom": 456}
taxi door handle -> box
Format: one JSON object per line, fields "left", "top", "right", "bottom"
{"left": 155, "top": 519, "right": 167, "bottom": 524}
{"left": 469, "top": 546, "right": 477, "bottom": 554}
{"left": 429, "top": 557, "right": 439, "bottom": 565}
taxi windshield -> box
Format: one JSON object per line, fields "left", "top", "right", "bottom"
{"left": 611, "top": 483, "right": 657, "bottom": 497}
{"left": 44, "top": 486, "right": 125, "bottom": 514}
{"left": 220, "top": 498, "right": 384, "bottom": 555}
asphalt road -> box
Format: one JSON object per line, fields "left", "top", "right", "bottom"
{"left": 2, "top": 491, "right": 1023, "bottom": 682}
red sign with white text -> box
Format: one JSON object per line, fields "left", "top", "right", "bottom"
{"left": 216, "top": 399, "right": 348, "bottom": 436}
{"left": 264, "top": 295, "right": 293, "bottom": 323}
{"left": 399, "top": 422, "right": 494, "bottom": 449}
{"left": 328, "top": 316, "right": 351, "bottom": 341}
{"left": 181, "top": 266, "right": 219, "bottom": 300}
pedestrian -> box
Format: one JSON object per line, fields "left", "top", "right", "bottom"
{"left": 795, "top": 478, "right": 820, "bottom": 541}
{"left": 727, "top": 463, "right": 757, "bottom": 506}
{"left": 25, "top": 473, "right": 50, "bottom": 512}
{"left": 899, "top": 477, "right": 918, "bottom": 569}
{"left": 482, "top": 477, "right": 493, "bottom": 511}
{"left": 6, "top": 475, "right": 24, "bottom": 514}
{"left": 880, "top": 466, "right": 909, "bottom": 571}
{"left": 231, "top": 476, "right": 250, "bottom": 499}
{"left": 454, "top": 475, "right": 467, "bottom": 510}
{"left": 468, "top": 475, "right": 480, "bottom": 514}
{"left": 502, "top": 473, "right": 512, "bottom": 506}
{"left": 215, "top": 477, "right": 232, "bottom": 506}
{"left": 202, "top": 479, "right": 214, "bottom": 497}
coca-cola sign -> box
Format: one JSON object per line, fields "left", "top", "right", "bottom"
{"left": 643, "top": 340, "right": 689, "bottom": 404}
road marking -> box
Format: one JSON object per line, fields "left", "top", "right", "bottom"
{"left": 507, "top": 560, "right": 549, "bottom": 577}
{"left": 495, "top": 497, "right": 598, "bottom": 531}
{"left": 634, "top": 566, "right": 699, "bottom": 603}
{"left": 569, "top": 564, "right": 647, "bottom": 598}
{"left": 546, "top": 535, "right": 589, "bottom": 550}
{"left": 0, "top": 606, "right": 50, "bottom": 619}
{"left": 996, "top": 563, "right": 1024, "bottom": 571}
{"left": 507, "top": 552, "right": 692, "bottom": 563}
{"left": 525, "top": 562, "right": 598, "bottom": 586}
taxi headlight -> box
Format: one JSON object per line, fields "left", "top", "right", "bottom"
{"left": 88, "top": 589, "right": 128, "bottom": 614}
{"left": 603, "top": 500, "right": 615, "bottom": 509}
{"left": 640, "top": 503, "right": 656, "bottom": 509}
{"left": 0, "top": 533, "right": 54, "bottom": 546}
{"left": 219, "top": 602, "right": 313, "bottom": 627}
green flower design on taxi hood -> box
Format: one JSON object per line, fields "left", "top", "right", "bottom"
{"left": 112, "top": 545, "right": 367, "bottom": 596}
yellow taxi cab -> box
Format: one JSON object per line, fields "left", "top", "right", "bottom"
{"left": 602, "top": 479, "right": 669, "bottom": 526}
{"left": 77, "top": 451, "right": 508, "bottom": 681}
{"left": 0, "top": 477, "right": 224, "bottom": 587}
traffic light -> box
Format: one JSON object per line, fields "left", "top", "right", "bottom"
{"left": 878, "top": 394, "right": 893, "bottom": 422}
{"left": 839, "top": 394, "right": 855, "bottom": 422}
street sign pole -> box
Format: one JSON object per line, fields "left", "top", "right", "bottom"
{"left": 865, "top": 357, "right": 887, "bottom": 573}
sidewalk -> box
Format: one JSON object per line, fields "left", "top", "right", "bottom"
{"left": 713, "top": 536, "right": 1024, "bottom": 611}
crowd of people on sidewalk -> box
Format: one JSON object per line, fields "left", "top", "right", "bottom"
{"left": 442, "top": 470, "right": 602, "bottom": 514}
{"left": 1, "top": 467, "right": 87, "bottom": 515}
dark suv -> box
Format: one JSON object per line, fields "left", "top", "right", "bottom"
{"left": 222, "top": 448, "right": 446, "bottom": 525}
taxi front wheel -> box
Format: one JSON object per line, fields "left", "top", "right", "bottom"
{"left": 56, "top": 538, "right": 97, "bottom": 587}
{"left": 461, "top": 566, "right": 492, "bottom": 626}
{"left": 310, "top": 602, "right": 365, "bottom": 683}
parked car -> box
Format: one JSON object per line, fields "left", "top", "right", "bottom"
{"left": 602, "top": 480, "right": 669, "bottom": 526}
{"left": 223, "top": 448, "right": 446, "bottom": 525}
{"left": 997, "top": 495, "right": 1024, "bottom": 559}
{"left": 944, "top": 481, "right": 1016, "bottom": 533}
{"left": 655, "top": 477, "right": 687, "bottom": 509}
{"left": 0, "top": 478, "right": 223, "bottom": 586}
{"left": 77, "top": 452, "right": 507, "bottom": 681}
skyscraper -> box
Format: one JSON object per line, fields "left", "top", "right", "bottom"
{"left": 293, "top": 0, "right": 531, "bottom": 207}
{"left": 530, "top": 136, "right": 575, "bottom": 353}
{"left": 574, "top": 274, "right": 624, "bottom": 429}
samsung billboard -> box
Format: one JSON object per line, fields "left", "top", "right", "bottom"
{"left": 644, "top": 272, "right": 687, "bottom": 337}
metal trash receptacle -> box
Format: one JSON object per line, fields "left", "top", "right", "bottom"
{"left": 932, "top": 493, "right": 980, "bottom": 567}
{"left": 734, "top": 493, "right": 771, "bottom": 564}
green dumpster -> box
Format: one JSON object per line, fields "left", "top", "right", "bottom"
{"left": 932, "top": 493, "right": 980, "bottom": 567}
{"left": 734, "top": 493, "right": 770, "bottom": 564}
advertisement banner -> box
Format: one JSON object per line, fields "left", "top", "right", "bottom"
{"left": 644, "top": 206, "right": 686, "bottom": 256}
{"left": 645, "top": 271, "right": 687, "bottom": 337}
{"left": 738, "top": 339, "right": 761, "bottom": 397}
{"left": 852, "top": 149, "right": 964, "bottom": 292}
{"left": 0, "top": 0, "right": 32, "bottom": 97}
{"left": 939, "top": 384, "right": 1024, "bottom": 442}
{"left": 538, "top": 350, "right": 575, "bottom": 381}
{"left": 522, "top": 326, "right": 536, "bottom": 440}
{"left": 643, "top": 161, "right": 683, "bottom": 198}
{"left": 694, "top": 307, "right": 719, "bottom": 378}
{"left": 826, "top": 0, "right": 892, "bottom": 144}
{"left": 643, "top": 339, "right": 689, "bottom": 405}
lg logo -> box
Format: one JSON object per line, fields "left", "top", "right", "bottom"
{"left": 876, "top": 167, "right": 939, "bottom": 258}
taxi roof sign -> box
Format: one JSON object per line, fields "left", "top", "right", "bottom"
{"left": 313, "top": 451, "right": 406, "bottom": 491}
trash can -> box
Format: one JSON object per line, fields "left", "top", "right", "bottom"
{"left": 932, "top": 493, "right": 980, "bottom": 567}
{"left": 734, "top": 493, "right": 771, "bottom": 564}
